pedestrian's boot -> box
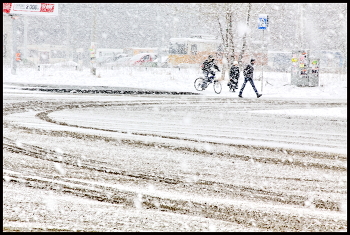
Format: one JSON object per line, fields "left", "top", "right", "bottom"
{"left": 257, "top": 93, "right": 262, "bottom": 98}
{"left": 238, "top": 94, "right": 243, "bottom": 98}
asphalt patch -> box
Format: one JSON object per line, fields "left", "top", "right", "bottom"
{"left": 4, "top": 83, "right": 199, "bottom": 95}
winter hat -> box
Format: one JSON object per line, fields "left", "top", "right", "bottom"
{"left": 233, "top": 61, "right": 238, "bottom": 65}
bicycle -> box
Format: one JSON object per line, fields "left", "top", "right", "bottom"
{"left": 194, "top": 75, "right": 222, "bottom": 94}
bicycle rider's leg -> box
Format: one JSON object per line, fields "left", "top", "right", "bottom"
{"left": 209, "top": 71, "right": 215, "bottom": 82}
{"left": 202, "top": 71, "right": 209, "bottom": 88}
{"left": 203, "top": 71, "right": 209, "bottom": 80}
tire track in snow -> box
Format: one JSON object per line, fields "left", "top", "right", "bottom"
{"left": 3, "top": 94, "right": 347, "bottom": 232}
{"left": 3, "top": 136, "right": 346, "bottom": 212}
{"left": 39, "top": 100, "right": 346, "bottom": 154}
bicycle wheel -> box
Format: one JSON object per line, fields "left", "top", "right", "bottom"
{"left": 194, "top": 77, "right": 205, "bottom": 91}
{"left": 213, "top": 80, "right": 222, "bottom": 94}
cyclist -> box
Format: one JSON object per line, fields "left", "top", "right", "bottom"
{"left": 201, "top": 55, "right": 220, "bottom": 87}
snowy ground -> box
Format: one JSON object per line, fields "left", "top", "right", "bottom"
{"left": 3, "top": 64, "right": 347, "bottom": 99}
{"left": 3, "top": 65, "right": 347, "bottom": 232}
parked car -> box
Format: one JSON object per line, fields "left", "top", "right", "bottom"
{"left": 97, "top": 56, "right": 114, "bottom": 66}
{"left": 103, "top": 54, "right": 131, "bottom": 68}
{"left": 105, "top": 56, "right": 132, "bottom": 68}
{"left": 153, "top": 55, "right": 169, "bottom": 67}
{"left": 98, "top": 53, "right": 130, "bottom": 66}
{"left": 129, "top": 53, "right": 157, "bottom": 66}
{"left": 52, "top": 60, "right": 78, "bottom": 70}
{"left": 115, "top": 53, "right": 129, "bottom": 60}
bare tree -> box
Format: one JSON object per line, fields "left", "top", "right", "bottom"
{"left": 213, "top": 4, "right": 238, "bottom": 80}
{"left": 202, "top": 3, "right": 253, "bottom": 80}
{"left": 238, "top": 3, "right": 252, "bottom": 66}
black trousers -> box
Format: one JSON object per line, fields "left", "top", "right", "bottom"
{"left": 239, "top": 77, "right": 258, "bottom": 95}
{"left": 203, "top": 70, "right": 215, "bottom": 81}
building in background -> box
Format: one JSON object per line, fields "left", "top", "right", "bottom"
{"left": 167, "top": 35, "right": 223, "bottom": 66}
{"left": 123, "top": 47, "right": 158, "bottom": 57}
{"left": 16, "top": 44, "right": 71, "bottom": 65}
{"left": 3, "top": 15, "right": 12, "bottom": 65}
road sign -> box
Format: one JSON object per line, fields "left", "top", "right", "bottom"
{"left": 89, "top": 42, "right": 96, "bottom": 58}
{"left": 3, "top": 3, "right": 58, "bottom": 16}
{"left": 258, "top": 14, "right": 268, "bottom": 29}
{"left": 15, "top": 52, "right": 21, "bottom": 61}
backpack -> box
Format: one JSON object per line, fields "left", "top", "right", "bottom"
{"left": 243, "top": 65, "right": 250, "bottom": 77}
{"left": 201, "top": 60, "right": 209, "bottom": 70}
{"left": 243, "top": 67, "right": 247, "bottom": 77}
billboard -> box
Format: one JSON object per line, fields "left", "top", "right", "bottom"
{"left": 3, "top": 3, "right": 58, "bottom": 16}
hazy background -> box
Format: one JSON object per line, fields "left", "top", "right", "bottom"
{"left": 9, "top": 3, "right": 347, "bottom": 51}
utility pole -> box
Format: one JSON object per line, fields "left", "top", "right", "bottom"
{"left": 11, "top": 15, "right": 18, "bottom": 75}
{"left": 66, "top": 5, "right": 72, "bottom": 61}
{"left": 156, "top": 5, "right": 161, "bottom": 67}
{"left": 90, "top": 4, "right": 97, "bottom": 75}
{"left": 298, "top": 3, "right": 304, "bottom": 49}
{"left": 23, "top": 15, "right": 28, "bottom": 62}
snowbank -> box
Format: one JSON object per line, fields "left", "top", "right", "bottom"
{"left": 3, "top": 66, "right": 347, "bottom": 100}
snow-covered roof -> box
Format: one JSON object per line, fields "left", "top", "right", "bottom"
{"left": 130, "top": 53, "right": 157, "bottom": 60}
{"left": 97, "top": 48, "right": 123, "bottom": 52}
{"left": 268, "top": 51, "right": 292, "bottom": 54}
{"left": 190, "top": 34, "right": 217, "bottom": 40}
{"left": 125, "top": 47, "right": 158, "bottom": 50}
{"left": 170, "top": 37, "right": 221, "bottom": 44}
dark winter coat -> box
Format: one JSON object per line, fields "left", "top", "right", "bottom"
{"left": 243, "top": 63, "right": 254, "bottom": 79}
{"left": 202, "top": 59, "right": 220, "bottom": 72}
{"left": 229, "top": 65, "right": 240, "bottom": 80}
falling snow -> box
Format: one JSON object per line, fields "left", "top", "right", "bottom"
{"left": 3, "top": 3, "right": 347, "bottom": 232}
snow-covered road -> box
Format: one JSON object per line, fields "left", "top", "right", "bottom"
{"left": 3, "top": 86, "right": 347, "bottom": 232}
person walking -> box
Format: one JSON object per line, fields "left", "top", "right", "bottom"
{"left": 238, "top": 58, "right": 262, "bottom": 98}
{"left": 228, "top": 60, "right": 240, "bottom": 92}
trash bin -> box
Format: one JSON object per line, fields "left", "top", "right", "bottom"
{"left": 308, "top": 58, "right": 320, "bottom": 87}
{"left": 291, "top": 50, "right": 310, "bottom": 87}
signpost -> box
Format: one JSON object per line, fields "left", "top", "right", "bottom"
{"left": 90, "top": 42, "right": 97, "bottom": 75}
{"left": 258, "top": 14, "right": 268, "bottom": 92}
{"left": 3, "top": 3, "right": 58, "bottom": 75}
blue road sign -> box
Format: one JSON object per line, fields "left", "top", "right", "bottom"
{"left": 258, "top": 14, "right": 268, "bottom": 29}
